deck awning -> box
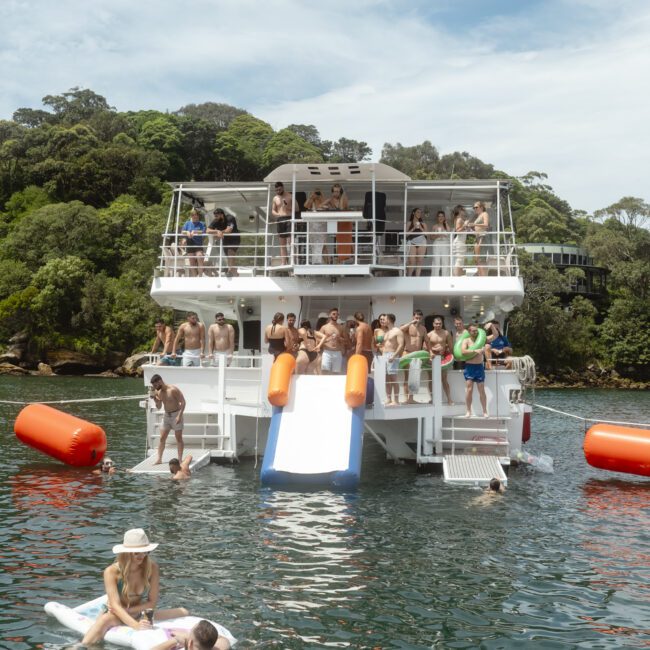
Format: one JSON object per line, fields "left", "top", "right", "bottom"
{"left": 264, "top": 163, "right": 411, "bottom": 183}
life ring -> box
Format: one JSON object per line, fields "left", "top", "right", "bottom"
{"left": 453, "top": 329, "right": 487, "bottom": 361}
{"left": 398, "top": 351, "right": 454, "bottom": 370}
{"left": 398, "top": 350, "right": 430, "bottom": 370}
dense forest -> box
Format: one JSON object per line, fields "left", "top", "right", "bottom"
{"left": 0, "top": 88, "right": 648, "bottom": 380}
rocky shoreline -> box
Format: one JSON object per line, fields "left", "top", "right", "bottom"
{"left": 1, "top": 344, "right": 647, "bottom": 390}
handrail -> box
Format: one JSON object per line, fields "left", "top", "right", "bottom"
{"left": 155, "top": 228, "right": 520, "bottom": 278}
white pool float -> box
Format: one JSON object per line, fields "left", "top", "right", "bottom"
{"left": 45, "top": 595, "right": 237, "bottom": 649}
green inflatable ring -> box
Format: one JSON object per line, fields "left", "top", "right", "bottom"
{"left": 453, "top": 328, "right": 487, "bottom": 361}
{"left": 398, "top": 350, "right": 430, "bottom": 370}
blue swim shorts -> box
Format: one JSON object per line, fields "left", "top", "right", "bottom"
{"left": 463, "top": 363, "right": 485, "bottom": 383}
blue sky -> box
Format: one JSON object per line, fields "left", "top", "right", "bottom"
{"left": 0, "top": 0, "right": 648, "bottom": 212}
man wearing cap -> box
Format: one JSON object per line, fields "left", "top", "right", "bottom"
{"left": 151, "top": 619, "right": 231, "bottom": 650}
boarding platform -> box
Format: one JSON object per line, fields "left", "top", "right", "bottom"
{"left": 129, "top": 448, "right": 212, "bottom": 474}
{"left": 442, "top": 454, "right": 508, "bottom": 487}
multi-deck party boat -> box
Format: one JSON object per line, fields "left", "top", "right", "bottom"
{"left": 134, "top": 163, "right": 534, "bottom": 487}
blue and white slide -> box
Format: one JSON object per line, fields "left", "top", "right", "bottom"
{"left": 261, "top": 375, "right": 364, "bottom": 489}
{"left": 44, "top": 595, "right": 237, "bottom": 649}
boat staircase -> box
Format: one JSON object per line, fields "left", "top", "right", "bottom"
{"left": 417, "top": 415, "right": 510, "bottom": 487}
{"left": 131, "top": 400, "right": 239, "bottom": 474}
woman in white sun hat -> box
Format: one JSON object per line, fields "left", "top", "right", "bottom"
{"left": 82, "top": 529, "right": 188, "bottom": 645}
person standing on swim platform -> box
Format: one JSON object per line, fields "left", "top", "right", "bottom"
{"left": 81, "top": 529, "right": 188, "bottom": 645}
{"left": 150, "top": 374, "right": 186, "bottom": 464}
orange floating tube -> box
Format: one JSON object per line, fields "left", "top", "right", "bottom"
{"left": 268, "top": 352, "right": 296, "bottom": 407}
{"left": 345, "top": 354, "right": 368, "bottom": 408}
{"left": 14, "top": 404, "right": 107, "bottom": 467}
{"left": 584, "top": 423, "right": 650, "bottom": 477}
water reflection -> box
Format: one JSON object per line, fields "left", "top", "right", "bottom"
{"left": 578, "top": 478, "right": 650, "bottom": 645}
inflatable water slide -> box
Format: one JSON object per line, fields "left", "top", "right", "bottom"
{"left": 261, "top": 354, "right": 368, "bottom": 489}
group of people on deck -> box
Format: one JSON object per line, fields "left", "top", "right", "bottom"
{"left": 405, "top": 202, "right": 491, "bottom": 277}
{"left": 265, "top": 309, "right": 512, "bottom": 418}
{"left": 165, "top": 187, "right": 493, "bottom": 276}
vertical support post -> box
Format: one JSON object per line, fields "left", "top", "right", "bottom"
{"left": 403, "top": 184, "right": 409, "bottom": 276}
{"left": 174, "top": 186, "right": 183, "bottom": 277}
{"left": 291, "top": 166, "right": 297, "bottom": 268}
{"left": 264, "top": 184, "right": 271, "bottom": 276}
{"left": 432, "top": 354, "right": 442, "bottom": 455}
{"left": 217, "top": 352, "right": 226, "bottom": 450}
{"left": 496, "top": 181, "right": 501, "bottom": 276}
{"left": 371, "top": 165, "right": 377, "bottom": 265}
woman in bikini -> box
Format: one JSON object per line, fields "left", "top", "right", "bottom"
{"left": 405, "top": 208, "right": 428, "bottom": 276}
{"left": 264, "top": 312, "right": 290, "bottom": 359}
{"left": 296, "top": 320, "right": 324, "bottom": 374}
{"left": 373, "top": 314, "right": 388, "bottom": 355}
{"left": 82, "top": 529, "right": 188, "bottom": 645}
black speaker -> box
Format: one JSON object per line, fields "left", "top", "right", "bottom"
{"left": 242, "top": 320, "right": 261, "bottom": 350}
{"left": 363, "top": 191, "right": 387, "bottom": 234}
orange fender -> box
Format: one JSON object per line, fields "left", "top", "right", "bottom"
{"left": 345, "top": 354, "right": 368, "bottom": 408}
{"left": 268, "top": 353, "right": 296, "bottom": 407}
{"left": 14, "top": 404, "right": 107, "bottom": 467}
{"left": 584, "top": 424, "right": 650, "bottom": 477}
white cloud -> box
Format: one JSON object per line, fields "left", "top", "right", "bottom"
{"left": 0, "top": 0, "right": 648, "bottom": 211}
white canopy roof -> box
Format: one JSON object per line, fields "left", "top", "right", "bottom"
{"left": 263, "top": 163, "right": 411, "bottom": 183}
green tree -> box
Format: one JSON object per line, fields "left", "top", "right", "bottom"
{"left": 515, "top": 197, "right": 573, "bottom": 243}
{"left": 175, "top": 102, "right": 247, "bottom": 131}
{"left": 328, "top": 137, "right": 372, "bottom": 163}
{"left": 594, "top": 196, "right": 649, "bottom": 232}
{"left": 41, "top": 88, "right": 114, "bottom": 124}
{"left": 261, "top": 129, "right": 324, "bottom": 170}
{"left": 2, "top": 185, "right": 52, "bottom": 224}
{"left": 380, "top": 141, "right": 440, "bottom": 178}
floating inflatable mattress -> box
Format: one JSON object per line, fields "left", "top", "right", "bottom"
{"left": 45, "top": 595, "right": 237, "bottom": 649}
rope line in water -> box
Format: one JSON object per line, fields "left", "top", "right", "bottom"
{"left": 531, "top": 402, "right": 650, "bottom": 428}
{"left": 0, "top": 395, "right": 145, "bottom": 406}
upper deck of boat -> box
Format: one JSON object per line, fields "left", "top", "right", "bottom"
{"left": 154, "top": 164, "right": 522, "bottom": 299}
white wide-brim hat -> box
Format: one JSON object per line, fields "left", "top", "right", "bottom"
{"left": 112, "top": 528, "right": 159, "bottom": 554}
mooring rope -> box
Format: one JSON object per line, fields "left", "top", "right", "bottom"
{"left": 531, "top": 402, "right": 650, "bottom": 428}
{"left": 0, "top": 395, "right": 146, "bottom": 406}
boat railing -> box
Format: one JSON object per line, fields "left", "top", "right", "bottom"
{"left": 156, "top": 228, "right": 519, "bottom": 278}
{"left": 147, "top": 352, "right": 263, "bottom": 369}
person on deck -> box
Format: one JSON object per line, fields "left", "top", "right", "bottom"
{"left": 151, "top": 320, "right": 176, "bottom": 366}
{"left": 286, "top": 313, "right": 302, "bottom": 357}
{"left": 271, "top": 182, "right": 296, "bottom": 267}
{"left": 264, "top": 313, "right": 290, "bottom": 360}
{"left": 452, "top": 316, "right": 467, "bottom": 370}
{"left": 399, "top": 310, "right": 430, "bottom": 404}
{"left": 452, "top": 205, "right": 469, "bottom": 277}
{"left": 426, "top": 316, "right": 454, "bottom": 405}
{"left": 461, "top": 324, "right": 488, "bottom": 418}
{"left": 81, "top": 529, "right": 188, "bottom": 645}
{"left": 150, "top": 374, "right": 186, "bottom": 464}
{"left": 382, "top": 314, "right": 405, "bottom": 406}
{"left": 372, "top": 314, "right": 388, "bottom": 355}
{"left": 208, "top": 313, "right": 235, "bottom": 367}
{"left": 470, "top": 201, "right": 490, "bottom": 277}
{"left": 181, "top": 210, "right": 207, "bottom": 277}
{"left": 172, "top": 313, "right": 205, "bottom": 367}
{"left": 319, "top": 307, "right": 346, "bottom": 374}
{"left": 484, "top": 320, "right": 513, "bottom": 369}
{"left": 304, "top": 188, "right": 329, "bottom": 264}
{"left": 405, "top": 208, "right": 428, "bottom": 276}
{"left": 207, "top": 209, "right": 240, "bottom": 277}
{"left": 354, "top": 312, "right": 374, "bottom": 371}
{"left": 296, "top": 320, "right": 323, "bottom": 374}
{"left": 430, "top": 210, "right": 450, "bottom": 276}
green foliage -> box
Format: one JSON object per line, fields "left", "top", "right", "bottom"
{"left": 174, "top": 102, "right": 247, "bottom": 131}
{"left": 261, "top": 129, "right": 324, "bottom": 170}
{"left": 2, "top": 185, "right": 52, "bottom": 224}
{"left": 599, "top": 296, "right": 650, "bottom": 377}
{"left": 0, "top": 260, "right": 32, "bottom": 300}
{"left": 515, "top": 197, "right": 573, "bottom": 244}
{"left": 380, "top": 141, "right": 440, "bottom": 178}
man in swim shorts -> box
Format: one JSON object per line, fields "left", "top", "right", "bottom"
{"left": 151, "top": 619, "right": 231, "bottom": 650}
{"left": 382, "top": 314, "right": 405, "bottom": 406}
{"left": 426, "top": 315, "right": 454, "bottom": 405}
{"left": 271, "top": 181, "right": 296, "bottom": 267}
{"left": 286, "top": 312, "right": 301, "bottom": 357}
{"left": 151, "top": 319, "right": 178, "bottom": 366}
{"left": 172, "top": 312, "right": 205, "bottom": 367}
{"left": 461, "top": 325, "right": 488, "bottom": 418}
{"left": 150, "top": 374, "right": 186, "bottom": 464}
{"left": 208, "top": 312, "right": 234, "bottom": 367}
{"left": 319, "top": 307, "right": 346, "bottom": 374}
{"left": 399, "top": 309, "right": 430, "bottom": 404}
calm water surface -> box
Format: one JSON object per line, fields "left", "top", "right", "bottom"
{"left": 0, "top": 377, "right": 649, "bottom": 649}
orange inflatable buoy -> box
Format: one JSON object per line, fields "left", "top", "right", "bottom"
{"left": 584, "top": 423, "right": 650, "bottom": 477}
{"left": 268, "top": 353, "right": 296, "bottom": 407}
{"left": 14, "top": 404, "right": 107, "bottom": 467}
{"left": 345, "top": 354, "right": 368, "bottom": 408}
